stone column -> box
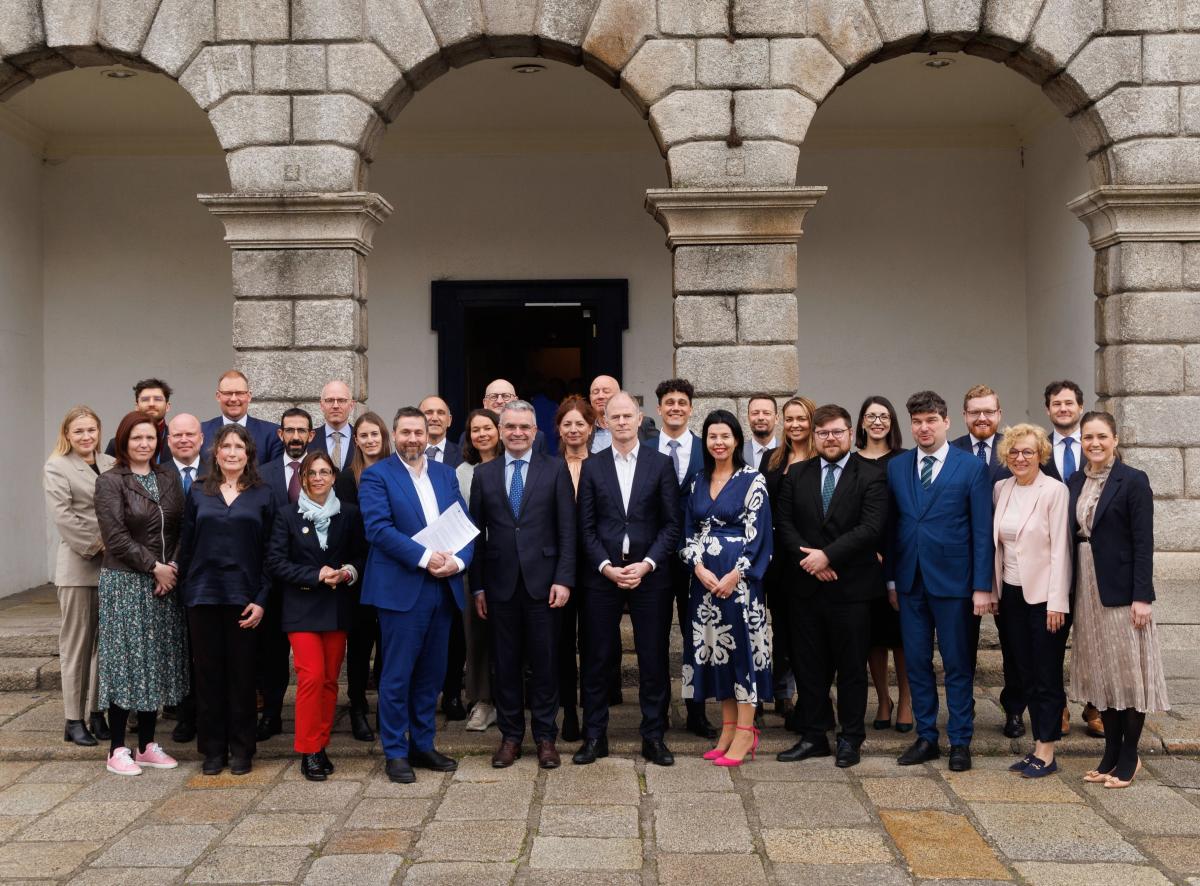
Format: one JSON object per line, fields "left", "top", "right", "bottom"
{"left": 644, "top": 187, "right": 825, "bottom": 421}
{"left": 198, "top": 192, "right": 393, "bottom": 420}
{"left": 1069, "top": 185, "right": 1200, "bottom": 579}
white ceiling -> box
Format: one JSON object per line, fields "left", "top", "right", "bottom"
{"left": 0, "top": 51, "right": 1055, "bottom": 157}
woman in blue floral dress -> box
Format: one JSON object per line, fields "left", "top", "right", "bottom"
{"left": 680, "top": 409, "right": 773, "bottom": 767}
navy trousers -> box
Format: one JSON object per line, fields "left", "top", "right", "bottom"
{"left": 489, "top": 578, "right": 561, "bottom": 744}
{"left": 376, "top": 582, "right": 455, "bottom": 760}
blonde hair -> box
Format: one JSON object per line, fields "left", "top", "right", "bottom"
{"left": 997, "top": 423, "right": 1051, "bottom": 465}
{"left": 766, "top": 395, "right": 818, "bottom": 471}
{"left": 53, "top": 406, "right": 102, "bottom": 457}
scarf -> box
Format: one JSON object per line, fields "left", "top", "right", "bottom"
{"left": 297, "top": 489, "right": 341, "bottom": 550}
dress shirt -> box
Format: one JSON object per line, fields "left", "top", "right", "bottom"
{"left": 284, "top": 455, "right": 304, "bottom": 494}
{"left": 822, "top": 450, "right": 852, "bottom": 492}
{"left": 325, "top": 424, "right": 350, "bottom": 468}
{"left": 399, "top": 454, "right": 465, "bottom": 574}
{"left": 969, "top": 433, "right": 997, "bottom": 463}
{"left": 590, "top": 425, "right": 612, "bottom": 453}
{"left": 173, "top": 456, "right": 201, "bottom": 478}
{"left": 1051, "top": 429, "right": 1081, "bottom": 478}
{"left": 915, "top": 441, "right": 951, "bottom": 485}
{"left": 599, "top": 443, "right": 656, "bottom": 574}
{"left": 425, "top": 437, "right": 447, "bottom": 463}
{"left": 657, "top": 428, "right": 692, "bottom": 485}
{"left": 751, "top": 439, "right": 775, "bottom": 470}
{"left": 221, "top": 414, "right": 248, "bottom": 427}
{"left": 504, "top": 450, "right": 530, "bottom": 492}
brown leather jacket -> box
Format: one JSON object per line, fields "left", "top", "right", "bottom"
{"left": 94, "top": 464, "right": 185, "bottom": 574}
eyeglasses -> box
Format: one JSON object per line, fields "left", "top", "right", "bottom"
{"left": 217, "top": 389, "right": 249, "bottom": 399}
{"left": 306, "top": 469, "right": 334, "bottom": 478}
{"left": 863, "top": 413, "right": 890, "bottom": 425}
{"left": 280, "top": 428, "right": 311, "bottom": 437}
{"left": 965, "top": 409, "right": 999, "bottom": 419}
{"left": 484, "top": 392, "right": 516, "bottom": 403}
{"left": 1007, "top": 449, "right": 1037, "bottom": 461}
{"left": 814, "top": 428, "right": 850, "bottom": 440}
{"left": 321, "top": 398, "right": 351, "bottom": 406}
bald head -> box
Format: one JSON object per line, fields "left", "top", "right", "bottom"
{"left": 419, "top": 395, "right": 452, "bottom": 444}
{"left": 167, "top": 413, "right": 203, "bottom": 462}
{"left": 483, "top": 378, "right": 518, "bottom": 411}
{"left": 319, "top": 380, "right": 355, "bottom": 429}
{"left": 589, "top": 375, "right": 620, "bottom": 426}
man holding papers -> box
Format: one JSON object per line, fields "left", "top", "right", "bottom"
{"left": 359, "top": 407, "right": 475, "bottom": 784}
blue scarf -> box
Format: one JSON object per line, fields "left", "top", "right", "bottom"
{"left": 297, "top": 489, "right": 341, "bottom": 550}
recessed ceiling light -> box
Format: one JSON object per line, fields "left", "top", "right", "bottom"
{"left": 923, "top": 55, "right": 954, "bottom": 69}
{"left": 102, "top": 68, "right": 137, "bottom": 79}
{"left": 512, "top": 63, "right": 546, "bottom": 74}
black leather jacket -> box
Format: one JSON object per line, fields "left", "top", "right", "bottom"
{"left": 94, "top": 464, "right": 184, "bottom": 573}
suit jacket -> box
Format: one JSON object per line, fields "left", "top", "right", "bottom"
{"left": 200, "top": 415, "right": 283, "bottom": 466}
{"left": 950, "top": 432, "right": 1011, "bottom": 484}
{"left": 991, "top": 472, "right": 1071, "bottom": 612}
{"left": 260, "top": 456, "right": 295, "bottom": 511}
{"left": 469, "top": 451, "right": 577, "bottom": 602}
{"left": 886, "top": 445, "right": 994, "bottom": 598}
{"left": 776, "top": 454, "right": 888, "bottom": 602}
{"left": 358, "top": 455, "right": 474, "bottom": 613}
{"left": 577, "top": 446, "right": 680, "bottom": 591}
{"left": 43, "top": 451, "right": 116, "bottom": 587}
{"left": 1067, "top": 459, "right": 1154, "bottom": 606}
{"left": 1040, "top": 431, "right": 1080, "bottom": 483}
{"left": 267, "top": 503, "right": 367, "bottom": 633}
{"left": 644, "top": 431, "right": 703, "bottom": 502}
{"left": 308, "top": 424, "right": 356, "bottom": 471}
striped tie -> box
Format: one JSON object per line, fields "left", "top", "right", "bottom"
{"left": 920, "top": 455, "right": 936, "bottom": 490}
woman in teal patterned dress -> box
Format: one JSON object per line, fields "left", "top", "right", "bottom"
{"left": 94, "top": 412, "right": 187, "bottom": 776}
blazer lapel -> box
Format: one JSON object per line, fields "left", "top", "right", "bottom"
{"left": 601, "top": 452, "right": 627, "bottom": 519}
{"left": 919, "top": 450, "right": 960, "bottom": 518}
{"left": 1016, "top": 476, "right": 1046, "bottom": 536}
{"left": 992, "top": 479, "right": 1013, "bottom": 548}
{"left": 389, "top": 458, "right": 427, "bottom": 528}
{"left": 517, "top": 455, "right": 542, "bottom": 521}
{"left": 822, "top": 457, "right": 853, "bottom": 523}
{"left": 1092, "top": 466, "right": 1122, "bottom": 527}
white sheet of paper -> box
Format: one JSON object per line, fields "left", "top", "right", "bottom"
{"left": 412, "top": 501, "right": 480, "bottom": 553}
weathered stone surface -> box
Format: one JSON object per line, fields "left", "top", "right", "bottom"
{"left": 659, "top": 0, "right": 728, "bottom": 35}
{"left": 861, "top": 776, "right": 954, "bottom": 810}
{"left": 969, "top": 802, "right": 1143, "bottom": 862}
{"left": 1025, "top": 0, "right": 1101, "bottom": 74}
{"left": 1106, "top": 0, "right": 1176, "bottom": 30}
{"left": 621, "top": 38, "right": 695, "bottom": 111}
{"left": 677, "top": 343, "right": 799, "bottom": 394}
{"left": 224, "top": 812, "right": 337, "bottom": 846}
{"left": 863, "top": 0, "right": 925, "bottom": 45}
{"left": 97, "top": 0, "right": 161, "bottom": 55}
{"left": 529, "top": 836, "right": 642, "bottom": 870}
{"left": 257, "top": 779, "right": 361, "bottom": 812}
{"left": 1189, "top": 346, "right": 1200, "bottom": 393}
{"left": 942, "top": 768, "right": 1084, "bottom": 804}
{"left": 536, "top": 0, "right": 600, "bottom": 51}
{"left": 1186, "top": 243, "right": 1200, "bottom": 289}
{"left": 0, "top": 840, "right": 101, "bottom": 879}
{"left": 881, "top": 810, "right": 1009, "bottom": 880}
{"left": 1014, "top": 862, "right": 1173, "bottom": 885}
{"left": 1112, "top": 241, "right": 1183, "bottom": 291}
{"left": 1186, "top": 88, "right": 1200, "bottom": 136}
{"left": 1156, "top": 499, "right": 1200, "bottom": 550}
{"left": 234, "top": 250, "right": 359, "bottom": 298}
{"left": 293, "top": 94, "right": 379, "bottom": 152}
{"left": 140, "top": 0, "right": 215, "bottom": 77}
{"left": 769, "top": 37, "right": 845, "bottom": 102}
{"left": 762, "top": 827, "right": 893, "bottom": 864}
{"left": 1187, "top": 0, "right": 1200, "bottom": 27}
{"left": 17, "top": 761, "right": 99, "bottom": 784}
{"left": 675, "top": 244, "right": 797, "bottom": 294}
{"left": 210, "top": 95, "right": 290, "bottom": 150}
{"left": 658, "top": 853, "right": 767, "bottom": 885}
{"left": 1143, "top": 836, "right": 1200, "bottom": 875}
{"left": 435, "top": 781, "right": 533, "bottom": 821}
{"left": 755, "top": 781, "right": 872, "bottom": 828}
{"left": 94, "top": 823, "right": 218, "bottom": 867}
{"left": 1091, "top": 782, "right": 1200, "bottom": 835}
{"left": 539, "top": 804, "right": 640, "bottom": 837}
{"left": 153, "top": 788, "right": 260, "bottom": 823}
{"left": 303, "top": 853, "right": 405, "bottom": 886}
{"left": 1046, "top": 36, "right": 1141, "bottom": 116}
{"left": 1144, "top": 34, "right": 1200, "bottom": 83}
{"left": 655, "top": 791, "right": 753, "bottom": 852}
{"left": 328, "top": 42, "right": 403, "bottom": 109}
{"left": 227, "top": 145, "right": 363, "bottom": 193}
{"left": 808, "top": 0, "right": 883, "bottom": 67}
{"left": 404, "top": 862, "right": 517, "bottom": 885}
{"left": 17, "top": 800, "right": 150, "bottom": 841}
{"left": 43, "top": 0, "right": 98, "bottom": 48}
{"left": 293, "top": 0, "right": 364, "bottom": 40}
{"left": 414, "top": 819, "right": 526, "bottom": 862}
{"left": 732, "top": 0, "right": 805, "bottom": 35}
{"left": 0, "top": 1, "right": 44, "bottom": 58}
{"left": 253, "top": 44, "right": 327, "bottom": 93}
{"left": 651, "top": 90, "right": 731, "bottom": 148}
{"left": 697, "top": 38, "right": 769, "bottom": 88}
{"left": 186, "top": 846, "right": 312, "bottom": 883}
{"left": 1100, "top": 292, "right": 1200, "bottom": 345}
{"left": 771, "top": 863, "right": 913, "bottom": 886}
{"left": 215, "top": 0, "right": 288, "bottom": 41}
{"left": 643, "top": 756, "right": 734, "bottom": 793}
{"left": 238, "top": 349, "right": 364, "bottom": 402}
{"left": 323, "top": 828, "right": 414, "bottom": 854}
{"left": 69, "top": 867, "right": 186, "bottom": 885}
{"left": 1187, "top": 448, "right": 1200, "bottom": 497}
{"left": 422, "top": 0, "right": 485, "bottom": 49}
{"left": 0, "top": 780, "right": 78, "bottom": 814}
{"left": 1120, "top": 446, "right": 1184, "bottom": 497}
{"left": 734, "top": 89, "right": 815, "bottom": 144}
{"left": 542, "top": 757, "right": 641, "bottom": 805}
{"left": 1098, "top": 344, "right": 1184, "bottom": 396}
{"left": 668, "top": 140, "right": 800, "bottom": 187}
{"left": 178, "top": 44, "right": 252, "bottom": 111}
{"left": 481, "top": 0, "right": 535, "bottom": 36}
{"left": 926, "top": 0, "right": 983, "bottom": 36}
{"left": 1096, "top": 87, "right": 1180, "bottom": 143}
{"left": 366, "top": 0, "right": 443, "bottom": 84}
{"left": 582, "top": 0, "right": 656, "bottom": 76}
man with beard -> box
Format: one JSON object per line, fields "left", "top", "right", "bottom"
{"left": 359, "top": 407, "right": 472, "bottom": 783}
{"left": 105, "top": 378, "right": 173, "bottom": 464}
{"left": 743, "top": 394, "right": 778, "bottom": 470}
{"left": 950, "top": 385, "right": 1010, "bottom": 484}
{"left": 309, "top": 380, "right": 356, "bottom": 471}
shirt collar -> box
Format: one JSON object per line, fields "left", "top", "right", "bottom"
{"left": 920, "top": 441, "right": 951, "bottom": 463}
{"left": 1054, "top": 429, "right": 1081, "bottom": 445}
{"left": 429, "top": 438, "right": 445, "bottom": 453}
{"left": 613, "top": 442, "right": 640, "bottom": 463}
{"left": 823, "top": 451, "right": 851, "bottom": 470}
{"left": 505, "top": 450, "right": 530, "bottom": 467}
{"left": 222, "top": 414, "right": 248, "bottom": 427}
{"left": 398, "top": 453, "right": 427, "bottom": 478}
{"left": 173, "top": 456, "right": 201, "bottom": 471}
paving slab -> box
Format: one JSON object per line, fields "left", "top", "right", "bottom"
{"left": 968, "top": 802, "right": 1144, "bottom": 862}
{"left": 0, "top": 840, "right": 101, "bottom": 879}
{"left": 451, "top": 754, "right": 539, "bottom": 783}
{"left": 523, "top": 873, "right": 642, "bottom": 886}
{"left": 185, "top": 845, "right": 312, "bottom": 883}
{"left": 538, "top": 803, "right": 640, "bottom": 838}
{"left": 0, "top": 780, "right": 78, "bottom": 814}
{"left": 185, "top": 760, "right": 286, "bottom": 789}
{"left": 15, "top": 799, "right": 151, "bottom": 841}
{"left": 1013, "top": 861, "right": 1174, "bottom": 885}
{"left": 1143, "top": 836, "right": 1200, "bottom": 875}
{"left": 67, "top": 867, "right": 184, "bottom": 885}
{"left": 434, "top": 779, "right": 534, "bottom": 820}
{"left": 0, "top": 814, "right": 33, "bottom": 839}
{"left": 282, "top": 756, "right": 379, "bottom": 780}
{"left": 2, "top": 698, "right": 72, "bottom": 730}
{"left": 657, "top": 852, "right": 767, "bottom": 885}
{"left": 17, "top": 761, "right": 104, "bottom": 783}
{"left": 301, "top": 852, "right": 405, "bottom": 885}
{"left": 362, "top": 770, "right": 448, "bottom": 797}
{"left": 880, "top": 810, "right": 1010, "bottom": 880}
{"left": 414, "top": 819, "right": 526, "bottom": 862}
{"left": 223, "top": 811, "right": 336, "bottom": 846}
{"left": 644, "top": 755, "right": 735, "bottom": 793}
{"left": 654, "top": 790, "right": 753, "bottom": 852}
{"left": 761, "top": 827, "right": 894, "bottom": 864}
{"left": 753, "top": 779, "right": 873, "bottom": 827}
{"left": 324, "top": 828, "right": 415, "bottom": 854}
{"left": 1091, "top": 781, "right": 1200, "bottom": 834}
{"left": 344, "top": 797, "right": 433, "bottom": 829}
{"left": 528, "top": 836, "right": 642, "bottom": 870}
{"left": 0, "top": 759, "right": 36, "bottom": 785}
{"left": 542, "top": 757, "right": 641, "bottom": 805}
{"left": 402, "top": 862, "right": 516, "bottom": 885}
{"left": 772, "top": 863, "right": 914, "bottom": 886}
{"left": 739, "top": 758, "right": 850, "bottom": 781}
{"left": 256, "top": 778, "right": 360, "bottom": 812}
{"left": 73, "top": 768, "right": 192, "bottom": 801}
{"left": 862, "top": 776, "right": 955, "bottom": 810}
{"left": 943, "top": 768, "right": 1085, "bottom": 804}
{"left": 152, "top": 787, "right": 260, "bottom": 823}
{"left": 93, "top": 823, "right": 219, "bottom": 867}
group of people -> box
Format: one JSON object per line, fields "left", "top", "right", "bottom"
{"left": 42, "top": 369, "right": 1167, "bottom": 789}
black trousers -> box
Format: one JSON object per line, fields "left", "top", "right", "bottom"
{"left": 969, "top": 609, "right": 1025, "bottom": 718}
{"left": 189, "top": 604, "right": 258, "bottom": 761}
{"left": 580, "top": 577, "right": 670, "bottom": 740}
{"left": 346, "top": 601, "right": 381, "bottom": 713}
{"left": 442, "top": 605, "right": 466, "bottom": 701}
{"left": 789, "top": 592, "right": 871, "bottom": 745}
{"left": 489, "top": 578, "right": 561, "bottom": 743}
{"left": 558, "top": 585, "right": 580, "bottom": 709}
{"left": 666, "top": 558, "right": 705, "bottom": 720}
{"left": 998, "top": 583, "right": 1068, "bottom": 742}
{"left": 255, "top": 587, "right": 291, "bottom": 720}
{"left": 765, "top": 566, "right": 795, "bottom": 700}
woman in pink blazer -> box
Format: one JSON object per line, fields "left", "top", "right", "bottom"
{"left": 990, "top": 423, "right": 1070, "bottom": 779}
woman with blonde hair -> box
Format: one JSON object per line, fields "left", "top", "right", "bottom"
{"left": 43, "top": 406, "right": 116, "bottom": 746}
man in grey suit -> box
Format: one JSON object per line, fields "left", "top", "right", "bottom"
{"left": 744, "top": 393, "right": 778, "bottom": 469}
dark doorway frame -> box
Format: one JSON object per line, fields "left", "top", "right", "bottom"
{"left": 431, "top": 279, "right": 629, "bottom": 440}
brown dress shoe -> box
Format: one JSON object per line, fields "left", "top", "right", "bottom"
{"left": 1083, "top": 703, "right": 1104, "bottom": 738}
{"left": 1060, "top": 707, "right": 1071, "bottom": 735}
{"left": 492, "top": 739, "right": 521, "bottom": 769}
{"left": 536, "top": 739, "right": 561, "bottom": 769}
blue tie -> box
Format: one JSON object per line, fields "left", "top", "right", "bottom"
{"left": 920, "top": 455, "right": 936, "bottom": 490}
{"left": 821, "top": 462, "right": 838, "bottom": 514}
{"left": 182, "top": 466, "right": 193, "bottom": 495}
{"left": 976, "top": 440, "right": 987, "bottom": 462}
{"left": 508, "top": 459, "right": 525, "bottom": 517}
{"left": 1062, "top": 438, "right": 1076, "bottom": 482}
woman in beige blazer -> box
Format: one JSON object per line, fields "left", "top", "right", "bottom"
{"left": 990, "top": 423, "right": 1070, "bottom": 779}
{"left": 43, "top": 405, "right": 116, "bottom": 746}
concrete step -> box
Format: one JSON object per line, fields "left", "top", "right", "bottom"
{"left": 0, "top": 657, "right": 60, "bottom": 691}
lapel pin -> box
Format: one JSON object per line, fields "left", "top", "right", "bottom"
{"left": 302, "top": 526, "right": 310, "bottom": 534}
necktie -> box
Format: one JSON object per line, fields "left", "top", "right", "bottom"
{"left": 181, "top": 466, "right": 193, "bottom": 495}
{"left": 667, "top": 439, "right": 681, "bottom": 482}
{"left": 1062, "top": 437, "right": 1076, "bottom": 482}
{"left": 821, "top": 462, "right": 838, "bottom": 514}
{"left": 331, "top": 430, "right": 343, "bottom": 468}
{"left": 426, "top": 446, "right": 438, "bottom": 462}
{"left": 920, "top": 455, "right": 936, "bottom": 490}
{"left": 288, "top": 460, "right": 301, "bottom": 504}
{"left": 508, "top": 459, "right": 525, "bottom": 517}
{"left": 976, "top": 440, "right": 987, "bottom": 462}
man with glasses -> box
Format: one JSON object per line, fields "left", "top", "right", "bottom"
{"left": 309, "top": 380, "right": 356, "bottom": 470}
{"left": 459, "top": 379, "right": 548, "bottom": 454}
{"left": 775, "top": 405, "right": 888, "bottom": 769}
{"left": 201, "top": 369, "right": 283, "bottom": 465}
{"left": 105, "top": 377, "right": 174, "bottom": 464}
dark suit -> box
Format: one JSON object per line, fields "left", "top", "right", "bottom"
{"left": 201, "top": 415, "right": 284, "bottom": 466}
{"left": 577, "top": 445, "right": 680, "bottom": 740}
{"left": 776, "top": 455, "right": 887, "bottom": 746}
{"left": 309, "top": 424, "right": 356, "bottom": 472}
{"left": 256, "top": 456, "right": 301, "bottom": 723}
{"left": 950, "top": 433, "right": 1011, "bottom": 484}
{"left": 469, "top": 451, "right": 577, "bottom": 743}
{"left": 1041, "top": 431, "right": 1082, "bottom": 483}
{"left": 429, "top": 439, "right": 462, "bottom": 469}
{"left": 1067, "top": 460, "right": 1154, "bottom": 606}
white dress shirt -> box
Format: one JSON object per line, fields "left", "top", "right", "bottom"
{"left": 325, "top": 424, "right": 350, "bottom": 468}
{"left": 1051, "top": 429, "right": 1081, "bottom": 477}
{"left": 222, "top": 414, "right": 248, "bottom": 427}
{"left": 657, "top": 429, "right": 693, "bottom": 485}
{"left": 425, "top": 438, "right": 447, "bottom": 463}
{"left": 599, "top": 443, "right": 656, "bottom": 574}
{"left": 968, "top": 434, "right": 997, "bottom": 464}
{"left": 751, "top": 439, "right": 775, "bottom": 470}
{"left": 915, "top": 440, "right": 951, "bottom": 485}
{"left": 172, "top": 456, "right": 202, "bottom": 488}
{"left": 591, "top": 425, "right": 612, "bottom": 453}
{"left": 400, "top": 455, "right": 465, "bottom": 574}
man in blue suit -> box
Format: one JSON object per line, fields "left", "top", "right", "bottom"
{"left": 200, "top": 370, "right": 283, "bottom": 466}
{"left": 359, "top": 406, "right": 474, "bottom": 784}
{"left": 886, "top": 390, "right": 994, "bottom": 772}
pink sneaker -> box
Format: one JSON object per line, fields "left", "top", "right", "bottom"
{"left": 106, "top": 747, "right": 143, "bottom": 776}
{"left": 134, "top": 742, "right": 178, "bottom": 769}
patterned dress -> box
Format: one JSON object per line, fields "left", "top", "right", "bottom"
{"left": 680, "top": 466, "right": 774, "bottom": 704}
{"left": 97, "top": 472, "right": 189, "bottom": 711}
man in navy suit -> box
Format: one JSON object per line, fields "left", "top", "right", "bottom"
{"left": 308, "top": 380, "right": 356, "bottom": 471}
{"left": 643, "top": 378, "right": 715, "bottom": 739}
{"left": 574, "top": 392, "right": 680, "bottom": 766}
{"left": 201, "top": 370, "right": 283, "bottom": 466}
{"left": 359, "top": 407, "right": 474, "bottom": 784}
{"left": 469, "top": 400, "right": 576, "bottom": 770}
{"left": 886, "top": 390, "right": 994, "bottom": 772}
{"left": 420, "top": 396, "right": 462, "bottom": 468}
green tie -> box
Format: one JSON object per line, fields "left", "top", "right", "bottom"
{"left": 821, "top": 462, "right": 838, "bottom": 514}
{"left": 921, "top": 455, "right": 936, "bottom": 489}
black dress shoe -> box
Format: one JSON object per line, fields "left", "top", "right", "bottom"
{"left": 641, "top": 738, "right": 674, "bottom": 767}
{"left": 64, "top": 719, "right": 97, "bottom": 747}
{"left": 572, "top": 736, "right": 609, "bottom": 765}
{"left": 350, "top": 709, "right": 375, "bottom": 742}
{"left": 686, "top": 712, "right": 718, "bottom": 740}
{"left": 834, "top": 738, "right": 861, "bottom": 769}
{"left": 777, "top": 738, "right": 832, "bottom": 763}
{"left": 172, "top": 720, "right": 196, "bottom": 743}
{"left": 201, "top": 755, "right": 227, "bottom": 776}
{"left": 948, "top": 744, "right": 972, "bottom": 772}
{"left": 442, "top": 695, "right": 467, "bottom": 721}
{"left": 560, "top": 708, "right": 581, "bottom": 743}
{"left": 315, "top": 748, "right": 334, "bottom": 774}
{"left": 255, "top": 714, "right": 282, "bottom": 741}
{"left": 385, "top": 757, "right": 416, "bottom": 784}
{"left": 410, "top": 748, "right": 458, "bottom": 771}
{"left": 230, "top": 758, "right": 253, "bottom": 776}
{"left": 300, "top": 754, "right": 327, "bottom": 781}
{"left": 89, "top": 712, "right": 110, "bottom": 741}
{"left": 1002, "top": 713, "right": 1026, "bottom": 739}
{"left": 897, "top": 737, "right": 940, "bottom": 766}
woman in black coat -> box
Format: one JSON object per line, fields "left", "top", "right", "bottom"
{"left": 268, "top": 450, "right": 366, "bottom": 781}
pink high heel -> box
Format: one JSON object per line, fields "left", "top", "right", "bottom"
{"left": 703, "top": 721, "right": 738, "bottom": 760}
{"left": 714, "top": 725, "right": 759, "bottom": 767}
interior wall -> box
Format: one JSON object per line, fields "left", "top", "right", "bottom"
{"left": 0, "top": 130, "right": 48, "bottom": 594}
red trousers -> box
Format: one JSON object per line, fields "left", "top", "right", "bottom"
{"left": 289, "top": 631, "right": 346, "bottom": 754}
